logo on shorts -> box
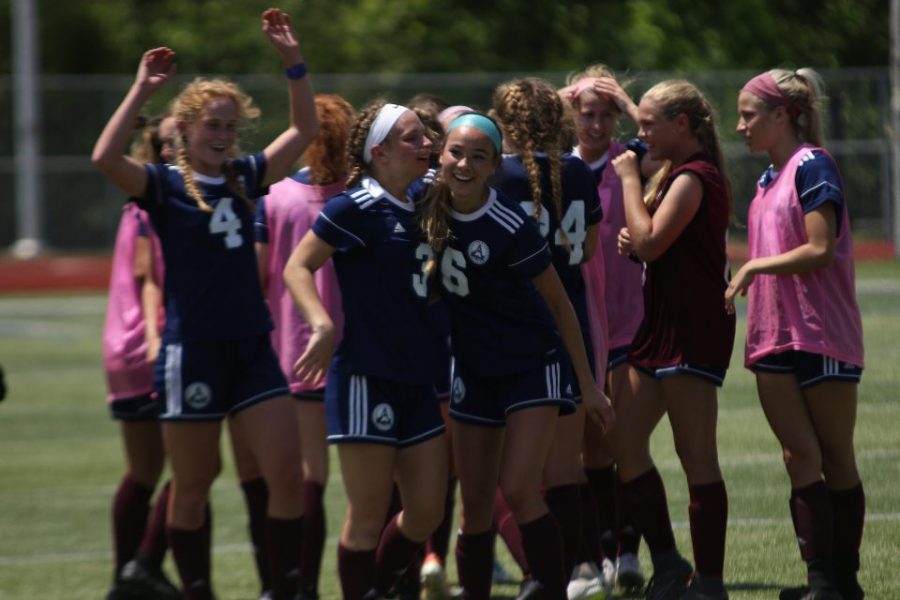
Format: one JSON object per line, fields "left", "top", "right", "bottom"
{"left": 451, "top": 376, "right": 466, "bottom": 404}
{"left": 467, "top": 240, "right": 490, "bottom": 265}
{"left": 184, "top": 382, "right": 212, "bottom": 410}
{"left": 371, "top": 403, "right": 395, "bottom": 431}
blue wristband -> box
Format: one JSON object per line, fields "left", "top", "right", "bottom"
{"left": 285, "top": 63, "right": 307, "bottom": 80}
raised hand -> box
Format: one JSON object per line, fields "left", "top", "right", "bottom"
{"left": 136, "top": 47, "right": 176, "bottom": 92}
{"left": 261, "top": 8, "right": 302, "bottom": 65}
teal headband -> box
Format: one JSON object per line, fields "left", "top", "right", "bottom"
{"left": 446, "top": 114, "right": 503, "bottom": 153}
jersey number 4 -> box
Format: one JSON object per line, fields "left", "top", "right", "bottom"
{"left": 520, "top": 200, "right": 586, "bottom": 264}
{"left": 209, "top": 198, "right": 243, "bottom": 249}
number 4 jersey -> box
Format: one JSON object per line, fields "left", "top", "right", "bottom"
{"left": 138, "top": 154, "right": 273, "bottom": 342}
{"left": 312, "top": 177, "right": 440, "bottom": 385}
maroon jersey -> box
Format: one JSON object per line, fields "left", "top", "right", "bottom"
{"left": 629, "top": 154, "right": 735, "bottom": 369}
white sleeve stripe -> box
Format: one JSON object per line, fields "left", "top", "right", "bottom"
{"left": 799, "top": 180, "right": 841, "bottom": 199}
{"left": 491, "top": 201, "right": 525, "bottom": 226}
{"left": 317, "top": 213, "right": 367, "bottom": 247}
{"left": 508, "top": 242, "right": 549, "bottom": 267}
{"left": 487, "top": 210, "right": 516, "bottom": 234}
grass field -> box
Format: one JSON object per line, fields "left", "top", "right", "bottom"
{"left": 1, "top": 261, "right": 899, "bottom": 599}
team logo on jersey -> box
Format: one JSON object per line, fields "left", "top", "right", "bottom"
{"left": 371, "top": 403, "right": 395, "bottom": 431}
{"left": 467, "top": 240, "right": 490, "bottom": 265}
{"left": 184, "top": 382, "right": 213, "bottom": 410}
{"left": 393, "top": 222, "right": 406, "bottom": 233}
{"left": 451, "top": 376, "right": 466, "bottom": 404}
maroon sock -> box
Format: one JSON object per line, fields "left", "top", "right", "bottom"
{"left": 545, "top": 484, "right": 582, "bottom": 575}
{"left": 791, "top": 481, "right": 834, "bottom": 563}
{"left": 586, "top": 466, "right": 618, "bottom": 561}
{"left": 168, "top": 525, "right": 213, "bottom": 600}
{"left": 112, "top": 476, "right": 154, "bottom": 574}
{"left": 266, "top": 517, "right": 303, "bottom": 600}
{"left": 829, "top": 483, "right": 864, "bottom": 573}
{"left": 520, "top": 512, "right": 566, "bottom": 600}
{"left": 375, "top": 514, "right": 423, "bottom": 594}
{"left": 455, "top": 530, "right": 494, "bottom": 600}
{"left": 240, "top": 478, "right": 271, "bottom": 592}
{"left": 426, "top": 476, "right": 457, "bottom": 563}
{"left": 300, "top": 481, "right": 326, "bottom": 595}
{"left": 621, "top": 468, "right": 676, "bottom": 555}
{"left": 135, "top": 480, "right": 171, "bottom": 568}
{"left": 493, "top": 489, "right": 529, "bottom": 573}
{"left": 338, "top": 543, "right": 375, "bottom": 600}
{"left": 578, "top": 482, "right": 603, "bottom": 564}
{"left": 688, "top": 481, "right": 728, "bottom": 578}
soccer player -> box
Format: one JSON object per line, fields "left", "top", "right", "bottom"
{"left": 728, "top": 69, "right": 865, "bottom": 600}
{"left": 560, "top": 65, "right": 652, "bottom": 594}
{"left": 283, "top": 101, "right": 448, "bottom": 600}
{"left": 420, "top": 112, "right": 614, "bottom": 600}
{"left": 490, "top": 77, "right": 605, "bottom": 597}
{"left": 611, "top": 80, "right": 735, "bottom": 600}
{"left": 91, "top": 9, "right": 320, "bottom": 599}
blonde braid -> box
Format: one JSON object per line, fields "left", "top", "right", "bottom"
{"left": 174, "top": 139, "right": 212, "bottom": 213}
{"left": 346, "top": 100, "right": 387, "bottom": 189}
{"left": 419, "top": 175, "right": 453, "bottom": 276}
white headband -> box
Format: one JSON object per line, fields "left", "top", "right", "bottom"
{"left": 363, "top": 103, "right": 410, "bottom": 164}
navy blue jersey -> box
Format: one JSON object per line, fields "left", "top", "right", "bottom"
{"left": 491, "top": 153, "right": 602, "bottom": 294}
{"left": 440, "top": 188, "right": 560, "bottom": 377}
{"left": 137, "top": 154, "right": 272, "bottom": 342}
{"left": 759, "top": 148, "right": 845, "bottom": 234}
{"left": 312, "top": 177, "right": 440, "bottom": 384}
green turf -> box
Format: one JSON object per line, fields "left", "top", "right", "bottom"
{"left": 1, "top": 261, "right": 899, "bottom": 599}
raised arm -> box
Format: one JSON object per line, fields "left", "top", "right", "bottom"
{"left": 613, "top": 151, "right": 701, "bottom": 263}
{"left": 283, "top": 230, "right": 337, "bottom": 384}
{"left": 532, "top": 265, "right": 615, "bottom": 431}
{"left": 92, "top": 48, "right": 176, "bottom": 198}
{"left": 260, "top": 8, "right": 320, "bottom": 186}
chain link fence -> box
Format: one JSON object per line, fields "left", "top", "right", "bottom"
{"left": 0, "top": 67, "right": 891, "bottom": 251}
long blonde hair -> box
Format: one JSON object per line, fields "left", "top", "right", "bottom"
{"left": 768, "top": 68, "right": 826, "bottom": 147}
{"left": 492, "top": 78, "right": 568, "bottom": 244}
{"left": 170, "top": 78, "right": 260, "bottom": 213}
{"left": 640, "top": 80, "right": 731, "bottom": 213}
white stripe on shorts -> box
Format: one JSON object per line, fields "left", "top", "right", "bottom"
{"left": 164, "top": 343, "right": 183, "bottom": 417}
{"left": 545, "top": 361, "right": 560, "bottom": 398}
{"left": 350, "top": 375, "right": 369, "bottom": 436}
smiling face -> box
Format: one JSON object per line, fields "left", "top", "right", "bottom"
{"left": 736, "top": 91, "right": 780, "bottom": 154}
{"left": 182, "top": 97, "right": 239, "bottom": 176}
{"left": 637, "top": 97, "right": 681, "bottom": 162}
{"left": 377, "top": 111, "right": 434, "bottom": 182}
{"left": 439, "top": 125, "right": 499, "bottom": 206}
{"left": 575, "top": 92, "right": 619, "bottom": 161}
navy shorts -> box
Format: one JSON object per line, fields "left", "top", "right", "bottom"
{"left": 634, "top": 362, "right": 728, "bottom": 387}
{"left": 607, "top": 346, "right": 631, "bottom": 370}
{"left": 155, "top": 335, "right": 290, "bottom": 422}
{"left": 751, "top": 350, "right": 863, "bottom": 389}
{"left": 109, "top": 393, "right": 159, "bottom": 421}
{"left": 448, "top": 355, "right": 576, "bottom": 427}
{"left": 325, "top": 368, "right": 445, "bottom": 447}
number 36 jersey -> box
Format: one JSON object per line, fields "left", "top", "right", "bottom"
{"left": 440, "top": 188, "right": 561, "bottom": 378}
{"left": 138, "top": 154, "right": 273, "bottom": 342}
{"left": 312, "top": 177, "right": 440, "bottom": 385}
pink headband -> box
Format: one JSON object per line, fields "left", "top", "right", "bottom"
{"left": 742, "top": 72, "right": 792, "bottom": 109}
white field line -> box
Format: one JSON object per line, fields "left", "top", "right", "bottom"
{"left": 3, "top": 511, "right": 900, "bottom": 567}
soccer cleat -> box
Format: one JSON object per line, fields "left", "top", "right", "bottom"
{"left": 492, "top": 558, "right": 518, "bottom": 585}
{"left": 681, "top": 576, "right": 729, "bottom": 600}
{"left": 566, "top": 562, "right": 608, "bottom": 600}
{"left": 420, "top": 553, "right": 450, "bottom": 600}
{"left": 117, "top": 559, "right": 181, "bottom": 600}
{"left": 615, "top": 552, "right": 645, "bottom": 594}
{"left": 642, "top": 556, "right": 692, "bottom": 600}
{"left": 515, "top": 577, "right": 544, "bottom": 600}
{"left": 600, "top": 558, "right": 616, "bottom": 592}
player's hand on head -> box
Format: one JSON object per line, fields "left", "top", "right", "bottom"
{"left": 137, "top": 47, "right": 176, "bottom": 91}
{"left": 292, "top": 325, "right": 334, "bottom": 386}
{"left": 261, "top": 8, "right": 300, "bottom": 59}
